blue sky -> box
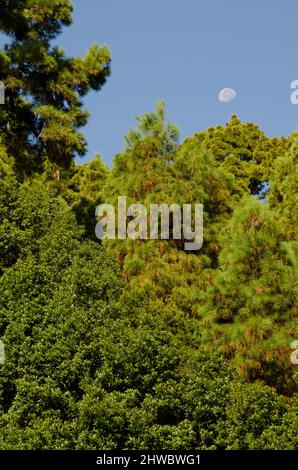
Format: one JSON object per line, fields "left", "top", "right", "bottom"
{"left": 53, "top": 1, "right": 298, "bottom": 164}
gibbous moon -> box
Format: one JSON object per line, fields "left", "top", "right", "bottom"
{"left": 218, "top": 87, "right": 236, "bottom": 103}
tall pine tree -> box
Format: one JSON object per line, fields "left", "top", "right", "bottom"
{"left": 0, "top": 0, "right": 111, "bottom": 176}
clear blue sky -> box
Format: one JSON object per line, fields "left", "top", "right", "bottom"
{"left": 56, "top": 0, "right": 298, "bottom": 165}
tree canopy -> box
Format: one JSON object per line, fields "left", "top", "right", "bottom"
{"left": 0, "top": 0, "right": 297, "bottom": 451}
{"left": 0, "top": 0, "right": 110, "bottom": 176}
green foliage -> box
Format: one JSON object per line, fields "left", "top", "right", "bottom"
{"left": 255, "top": 395, "right": 298, "bottom": 449}
{"left": 0, "top": 0, "right": 111, "bottom": 175}
{"left": 102, "top": 102, "right": 238, "bottom": 289}
{"left": 0, "top": 0, "right": 73, "bottom": 40}
{"left": 0, "top": 173, "right": 234, "bottom": 449}
{"left": 0, "top": 173, "right": 120, "bottom": 448}
{"left": 216, "top": 383, "right": 288, "bottom": 449}
{"left": 268, "top": 133, "right": 298, "bottom": 239}
{"left": 98, "top": 103, "right": 297, "bottom": 395}
{"left": 1, "top": 171, "right": 296, "bottom": 450}
{"left": 0, "top": 5, "right": 297, "bottom": 449}
{"left": 125, "top": 99, "right": 179, "bottom": 156}
{"left": 190, "top": 114, "right": 289, "bottom": 196}
{"left": 66, "top": 153, "right": 110, "bottom": 239}
{"left": 200, "top": 198, "right": 298, "bottom": 393}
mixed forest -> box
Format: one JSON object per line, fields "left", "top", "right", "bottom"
{"left": 0, "top": 0, "right": 297, "bottom": 450}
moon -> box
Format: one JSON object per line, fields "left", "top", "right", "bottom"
{"left": 218, "top": 87, "right": 236, "bottom": 103}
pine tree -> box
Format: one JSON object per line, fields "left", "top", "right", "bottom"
{"left": 67, "top": 153, "right": 110, "bottom": 239}
{"left": 268, "top": 132, "right": 298, "bottom": 239}
{"left": 201, "top": 197, "right": 298, "bottom": 393}
{"left": 190, "top": 114, "right": 289, "bottom": 196}
{"left": 0, "top": 0, "right": 111, "bottom": 176}
{"left": 100, "top": 102, "right": 240, "bottom": 340}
